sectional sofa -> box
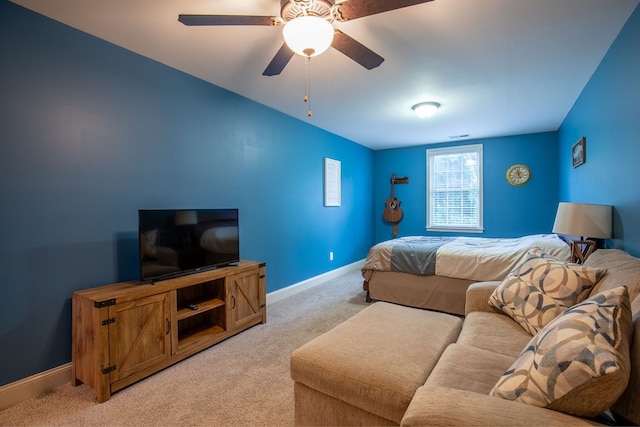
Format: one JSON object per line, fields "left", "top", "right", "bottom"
{"left": 291, "top": 249, "right": 640, "bottom": 425}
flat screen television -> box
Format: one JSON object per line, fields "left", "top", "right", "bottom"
{"left": 138, "top": 208, "right": 239, "bottom": 282}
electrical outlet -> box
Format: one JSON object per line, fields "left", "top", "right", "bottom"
{"left": 329, "top": 251, "right": 334, "bottom": 261}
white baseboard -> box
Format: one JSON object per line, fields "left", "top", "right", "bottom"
{"left": 0, "top": 260, "right": 365, "bottom": 410}
{"left": 0, "top": 363, "right": 72, "bottom": 410}
{"left": 266, "top": 259, "right": 365, "bottom": 305}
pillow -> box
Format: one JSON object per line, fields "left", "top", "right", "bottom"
{"left": 489, "top": 249, "right": 607, "bottom": 335}
{"left": 490, "top": 286, "right": 632, "bottom": 418}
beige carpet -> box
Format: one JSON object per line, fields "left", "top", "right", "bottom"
{"left": 0, "top": 269, "right": 369, "bottom": 426}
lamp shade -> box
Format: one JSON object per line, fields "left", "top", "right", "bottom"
{"left": 283, "top": 16, "right": 334, "bottom": 57}
{"left": 552, "top": 202, "right": 612, "bottom": 239}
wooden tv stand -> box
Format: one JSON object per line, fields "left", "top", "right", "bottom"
{"left": 71, "top": 260, "right": 266, "bottom": 402}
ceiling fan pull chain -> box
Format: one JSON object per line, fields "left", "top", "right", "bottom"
{"left": 305, "top": 56, "right": 312, "bottom": 117}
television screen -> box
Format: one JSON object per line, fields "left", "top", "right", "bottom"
{"left": 138, "top": 209, "right": 239, "bottom": 282}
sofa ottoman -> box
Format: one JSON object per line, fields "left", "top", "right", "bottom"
{"left": 290, "top": 301, "right": 462, "bottom": 425}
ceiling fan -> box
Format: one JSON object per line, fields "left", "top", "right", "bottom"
{"left": 178, "top": 0, "right": 434, "bottom": 76}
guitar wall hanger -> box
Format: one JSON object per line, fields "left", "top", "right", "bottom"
{"left": 391, "top": 176, "right": 409, "bottom": 185}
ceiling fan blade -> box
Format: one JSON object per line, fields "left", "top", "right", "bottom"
{"left": 178, "top": 15, "right": 275, "bottom": 26}
{"left": 336, "top": 0, "right": 434, "bottom": 21}
{"left": 263, "top": 43, "right": 295, "bottom": 76}
{"left": 332, "top": 30, "right": 384, "bottom": 70}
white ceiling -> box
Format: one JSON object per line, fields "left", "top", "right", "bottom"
{"left": 11, "top": 0, "right": 639, "bottom": 150}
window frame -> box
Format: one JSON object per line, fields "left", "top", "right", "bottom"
{"left": 426, "top": 144, "right": 484, "bottom": 233}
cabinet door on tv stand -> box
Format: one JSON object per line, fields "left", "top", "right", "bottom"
{"left": 227, "top": 269, "right": 265, "bottom": 331}
{"left": 107, "top": 293, "right": 171, "bottom": 384}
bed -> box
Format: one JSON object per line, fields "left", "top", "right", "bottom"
{"left": 361, "top": 234, "right": 571, "bottom": 315}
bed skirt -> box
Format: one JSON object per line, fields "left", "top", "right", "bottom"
{"left": 364, "top": 271, "right": 474, "bottom": 316}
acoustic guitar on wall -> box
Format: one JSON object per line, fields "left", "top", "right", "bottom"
{"left": 383, "top": 173, "right": 404, "bottom": 226}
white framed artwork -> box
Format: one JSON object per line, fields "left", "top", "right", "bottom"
{"left": 324, "top": 158, "right": 341, "bottom": 207}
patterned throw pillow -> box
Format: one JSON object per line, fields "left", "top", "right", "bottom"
{"left": 489, "top": 249, "right": 607, "bottom": 335}
{"left": 490, "top": 286, "right": 632, "bottom": 418}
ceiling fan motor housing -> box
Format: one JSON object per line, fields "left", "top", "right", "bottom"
{"left": 281, "top": 0, "right": 334, "bottom": 21}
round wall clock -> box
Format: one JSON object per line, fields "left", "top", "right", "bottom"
{"left": 506, "top": 164, "right": 531, "bottom": 186}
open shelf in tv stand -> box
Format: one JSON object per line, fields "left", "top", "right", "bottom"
{"left": 71, "top": 260, "right": 266, "bottom": 402}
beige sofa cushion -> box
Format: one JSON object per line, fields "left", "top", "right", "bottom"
{"left": 613, "top": 294, "right": 640, "bottom": 425}
{"left": 489, "top": 249, "right": 606, "bottom": 335}
{"left": 464, "top": 281, "right": 503, "bottom": 315}
{"left": 586, "top": 249, "right": 640, "bottom": 302}
{"left": 457, "top": 311, "right": 533, "bottom": 358}
{"left": 402, "top": 386, "right": 600, "bottom": 426}
{"left": 425, "top": 344, "right": 516, "bottom": 394}
{"left": 584, "top": 249, "right": 640, "bottom": 424}
{"left": 490, "top": 286, "right": 632, "bottom": 418}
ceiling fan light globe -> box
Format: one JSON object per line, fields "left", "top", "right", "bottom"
{"left": 283, "top": 16, "right": 334, "bottom": 57}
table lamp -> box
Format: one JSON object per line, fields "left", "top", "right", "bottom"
{"left": 552, "top": 202, "right": 612, "bottom": 263}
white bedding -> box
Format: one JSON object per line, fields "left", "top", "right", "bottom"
{"left": 434, "top": 234, "right": 571, "bottom": 281}
{"left": 362, "top": 233, "right": 571, "bottom": 282}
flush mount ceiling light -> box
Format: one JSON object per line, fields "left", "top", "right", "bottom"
{"left": 283, "top": 15, "right": 335, "bottom": 57}
{"left": 412, "top": 102, "right": 441, "bottom": 119}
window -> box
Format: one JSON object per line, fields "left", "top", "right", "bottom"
{"left": 426, "top": 144, "right": 483, "bottom": 232}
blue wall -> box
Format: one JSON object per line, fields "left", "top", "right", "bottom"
{"left": 1, "top": 0, "right": 638, "bottom": 389}
{"left": 373, "top": 132, "right": 560, "bottom": 242}
{"left": 558, "top": 4, "right": 640, "bottom": 256}
{"left": 0, "top": 1, "right": 374, "bottom": 386}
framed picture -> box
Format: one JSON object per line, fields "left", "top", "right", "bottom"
{"left": 324, "top": 158, "right": 341, "bottom": 206}
{"left": 572, "top": 137, "right": 586, "bottom": 168}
